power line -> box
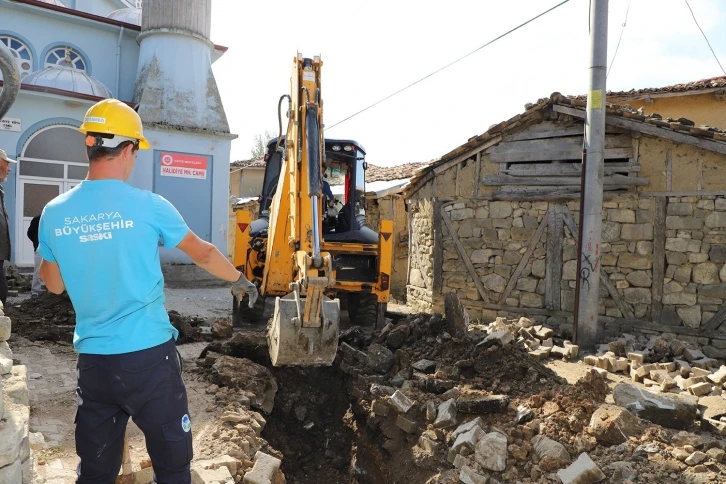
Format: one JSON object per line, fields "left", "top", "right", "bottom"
{"left": 326, "top": 0, "right": 572, "bottom": 130}
{"left": 607, "top": 0, "right": 632, "bottom": 79}
{"left": 684, "top": 0, "right": 726, "bottom": 76}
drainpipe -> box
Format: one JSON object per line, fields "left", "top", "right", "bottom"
{"left": 115, "top": 26, "right": 124, "bottom": 98}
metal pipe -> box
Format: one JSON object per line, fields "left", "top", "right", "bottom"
{"left": 311, "top": 194, "right": 321, "bottom": 261}
{"left": 575, "top": 0, "right": 608, "bottom": 350}
{"left": 115, "top": 26, "right": 124, "bottom": 98}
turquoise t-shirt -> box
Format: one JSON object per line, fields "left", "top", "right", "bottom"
{"left": 37, "top": 179, "right": 190, "bottom": 355}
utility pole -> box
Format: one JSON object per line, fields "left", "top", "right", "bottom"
{"left": 574, "top": 0, "right": 608, "bottom": 350}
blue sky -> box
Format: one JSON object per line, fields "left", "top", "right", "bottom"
{"left": 211, "top": 0, "right": 726, "bottom": 166}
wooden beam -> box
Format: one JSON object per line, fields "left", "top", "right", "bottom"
{"left": 502, "top": 163, "right": 640, "bottom": 177}
{"left": 433, "top": 136, "right": 502, "bottom": 175}
{"left": 499, "top": 214, "right": 549, "bottom": 304}
{"left": 489, "top": 134, "right": 631, "bottom": 155}
{"left": 546, "top": 204, "right": 564, "bottom": 310}
{"left": 704, "top": 301, "right": 726, "bottom": 331}
{"left": 553, "top": 104, "right": 726, "bottom": 156}
{"left": 651, "top": 196, "right": 666, "bottom": 324}
{"left": 698, "top": 159, "right": 704, "bottom": 191}
{"left": 455, "top": 163, "right": 460, "bottom": 197}
{"left": 465, "top": 300, "right": 726, "bottom": 341}
{"left": 501, "top": 121, "right": 627, "bottom": 142}
{"left": 561, "top": 207, "right": 636, "bottom": 319}
{"left": 432, "top": 200, "right": 443, "bottom": 294}
{"left": 666, "top": 148, "right": 672, "bottom": 191}
{"left": 481, "top": 174, "right": 648, "bottom": 186}
{"left": 491, "top": 190, "right": 637, "bottom": 202}
{"left": 439, "top": 206, "right": 490, "bottom": 303}
{"left": 639, "top": 190, "right": 726, "bottom": 197}
{"left": 490, "top": 147, "right": 632, "bottom": 163}
{"left": 474, "top": 152, "right": 481, "bottom": 197}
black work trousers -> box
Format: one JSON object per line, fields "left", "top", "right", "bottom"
{"left": 75, "top": 338, "right": 193, "bottom": 483}
{"left": 0, "top": 260, "right": 7, "bottom": 308}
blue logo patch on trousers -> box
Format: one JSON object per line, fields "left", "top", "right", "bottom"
{"left": 181, "top": 414, "right": 191, "bottom": 433}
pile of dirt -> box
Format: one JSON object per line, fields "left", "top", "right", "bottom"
{"left": 6, "top": 265, "right": 31, "bottom": 292}
{"left": 7, "top": 292, "right": 211, "bottom": 344}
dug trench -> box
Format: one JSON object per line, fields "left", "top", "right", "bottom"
{"left": 198, "top": 311, "right": 616, "bottom": 484}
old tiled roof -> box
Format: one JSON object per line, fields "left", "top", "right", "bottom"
{"left": 230, "top": 158, "right": 265, "bottom": 169}
{"left": 404, "top": 92, "right": 726, "bottom": 197}
{"left": 366, "top": 162, "right": 431, "bottom": 183}
{"left": 574, "top": 76, "right": 726, "bottom": 100}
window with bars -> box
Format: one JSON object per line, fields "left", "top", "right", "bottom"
{"left": 0, "top": 35, "right": 33, "bottom": 79}
{"left": 44, "top": 46, "right": 86, "bottom": 72}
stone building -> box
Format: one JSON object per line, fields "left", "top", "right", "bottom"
{"left": 403, "top": 94, "right": 726, "bottom": 356}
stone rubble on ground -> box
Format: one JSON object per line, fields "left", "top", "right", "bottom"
{"left": 0, "top": 305, "right": 32, "bottom": 483}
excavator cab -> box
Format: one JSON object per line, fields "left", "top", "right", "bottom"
{"left": 232, "top": 53, "right": 393, "bottom": 367}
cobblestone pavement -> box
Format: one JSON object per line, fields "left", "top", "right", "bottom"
{"left": 9, "top": 332, "right": 215, "bottom": 483}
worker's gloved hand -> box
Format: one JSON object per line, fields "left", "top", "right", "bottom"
{"left": 231, "top": 273, "right": 258, "bottom": 308}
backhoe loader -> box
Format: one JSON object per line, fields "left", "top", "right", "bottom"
{"left": 232, "top": 53, "right": 394, "bottom": 367}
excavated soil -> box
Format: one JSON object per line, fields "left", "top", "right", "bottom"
{"left": 6, "top": 292, "right": 210, "bottom": 344}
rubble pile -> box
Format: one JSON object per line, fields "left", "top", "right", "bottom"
{"left": 5, "top": 265, "right": 30, "bottom": 293}
{"left": 6, "top": 293, "right": 215, "bottom": 344}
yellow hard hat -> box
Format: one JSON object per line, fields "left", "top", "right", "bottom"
{"left": 78, "top": 99, "right": 150, "bottom": 150}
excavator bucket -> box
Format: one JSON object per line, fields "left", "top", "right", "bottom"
{"left": 267, "top": 292, "right": 340, "bottom": 366}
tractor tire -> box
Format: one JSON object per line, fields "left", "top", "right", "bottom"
{"left": 347, "top": 293, "right": 378, "bottom": 327}
{"left": 232, "top": 293, "right": 267, "bottom": 326}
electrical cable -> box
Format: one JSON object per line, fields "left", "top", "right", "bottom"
{"left": 607, "top": 0, "right": 632, "bottom": 79}
{"left": 326, "top": 0, "right": 572, "bottom": 130}
{"left": 684, "top": 0, "right": 726, "bottom": 76}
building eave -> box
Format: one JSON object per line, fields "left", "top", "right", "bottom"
{"left": 8, "top": 0, "right": 143, "bottom": 30}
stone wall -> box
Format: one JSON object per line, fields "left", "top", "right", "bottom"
{"left": 407, "top": 199, "right": 436, "bottom": 312}
{"left": 406, "top": 194, "right": 726, "bottom": 358}
{"left": 0, "top": 307, "right": 32, "bottom": 482}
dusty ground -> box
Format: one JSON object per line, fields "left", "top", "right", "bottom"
{"left": 6, "top": 289, "right": 233, "bottom": 483}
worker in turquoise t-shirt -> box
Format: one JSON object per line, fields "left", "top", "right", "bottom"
{"left": 37, "top": 99, "right": 258, "bottom": 484}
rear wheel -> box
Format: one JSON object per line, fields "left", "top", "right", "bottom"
{"left": 347, "top": 293, "right": 378, "bottom": 327}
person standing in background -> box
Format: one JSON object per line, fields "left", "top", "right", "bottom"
{"left": 27, "top": 213, "right": 42, "bottom": 297}
{"left": 0, "top": 149, "right": 16, "bottom": 307}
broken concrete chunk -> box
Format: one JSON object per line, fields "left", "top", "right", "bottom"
{"left": 451, "top": 425, "right": 484, "bottom": 454}
{"left": 685, "top": 451, "right": 707, "bottom": 466}
{"left": 396, "top": 415, "right": 418, "bottom": 434}
{"left": 535, "top": 327, "right": 554, "bottom": 340}
{"left": 529, "top": 348, "right": 551, "bottom": 361}
{"left": 419, "top": 435, "right": 441, "bottom": 453}
{"left": 556, "top": 452, "right": 606, "bottom": 484}
{"left": 532, "top": 434, "right": 570, "bottom": 464}
{"left": 372, "top": 400, "right": 390, "bottom": 417}
{"left": 243, "top": 451, "right": 281, "bottom": 484}
{"left": 434, "top": 399, "right": 458, "bottom": 428}
{"left": 688, "top": 382, "right": 712, "bottom": 397}
{"left": 452, "top": 417, "right": 484, "bottom": 440}
{"left": 478, "top": 330, "right": 514, "bottom": 347}
{"left": 453, "top": 454, "right": 472, "bottom": 470}
{"left": 587, "top": 404, "right": 644, "bottom": 445}
{"left": 541, "top": 337, "right": 554, "bottom": 348}
{"left": 684, "top": 348, "right": 706, "bottom": 363}
{"left": 691, "top": 367, "right": 712, "bottom": 378}
{"left": 459, "top": 465, "right": 488, "bottom": 484}
{"left": 583, "top": 355, "right": 599, "bottom": 366}
{"left": 389, "top": 390, "right": 414, "bottom": 414}
{"left": 613, "top": 383, "right": 697, "bottom": 430}
{"left": 627, "top": 351, "right": 647, "bottom": 364}
{"left": 708, "top": 366, "right": 726, "bottom": 385}
{"left": 0, "top": 316, "right": 9, "bottom": 342}
{"left": 194, "top": 455, "right": 238, "bottom": 477}
{"left": 412, "top": 359, "right": 437, "bottom": 374}
{"left": 474, "top": 432, "right": 508, "bottom": 472}
{"left": 518, "top": 316, "right": 534, "bottom": 328}
{"left": 675, "top": 360, "right": 692, "bottom": 377}
{"left": 612, "top": 357, "right": 629, "bottom": 373}
{"left": 425, "top": 400, "right": 437, "bottom": 421}
{"left": 693, "top": 357, "right": 719, "bottom": 370}
{"left": 670, "top": 339, "right": 686, "bottom": 357}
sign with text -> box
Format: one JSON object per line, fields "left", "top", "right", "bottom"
{"left": 0, "top": 117, "right": 21, "bottom": 132}
{"left": 159, "top": 152, "right": 208, "bottom": 180}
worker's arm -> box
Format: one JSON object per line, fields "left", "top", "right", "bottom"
{"left": 176, "top": 230, "right": 258, "bottom": 306}
{"left": 39, "top": 260, "right": 65, "bottom": 294}
{"left": 176, "top": 230, "right": 240, "bottom": 282}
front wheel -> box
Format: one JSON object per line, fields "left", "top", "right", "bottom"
{"left": 347, "top": 293, "right": 378, "bottom": 327}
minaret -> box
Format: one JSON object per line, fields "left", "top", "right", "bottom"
{"left": 133, "top": 0, "right": 229, "bottom": 133}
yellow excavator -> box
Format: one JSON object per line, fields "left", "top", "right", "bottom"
{"left": 232, "top": 53, "right": 394, "bottom": 367}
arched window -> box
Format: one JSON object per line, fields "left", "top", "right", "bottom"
{"left": 44, "top": 46, "right": 86, "bottom": 72}
{"left": 21, "top": 125, "right": 88, "bottom": 179}
{"left": 0, "top": 35, "right": 33, "bottom": 79}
